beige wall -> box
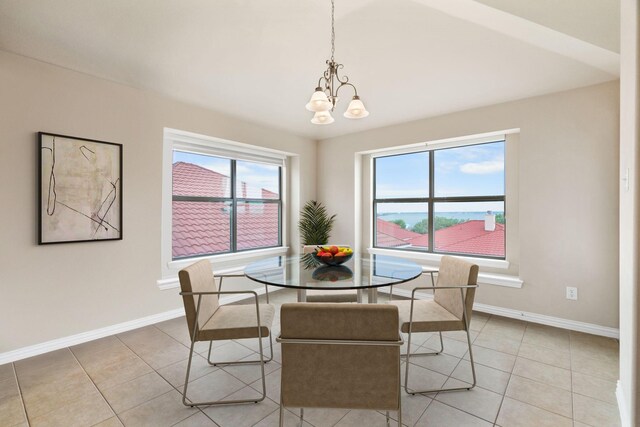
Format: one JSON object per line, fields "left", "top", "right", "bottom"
{"left": 318, "top": 81, "right": 620, "bottom": 328}
{"left": 0, "top": 51, "right": 316, "bottom": 353}
{"left": 619, "top": 0, "right": 638, "bottom": 424}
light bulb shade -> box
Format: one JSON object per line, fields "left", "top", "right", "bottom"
{"left": 305, "top": 88, "right": 332, "bottom": 112}
{"left": 343, "top": 97, "right": 369, "bottom": 119}
{"left": 311, "top": 110, "right": 334, "bottom": 125}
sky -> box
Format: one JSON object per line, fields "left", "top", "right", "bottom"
{"left": 375, "top": 141, "right": 505, "bottom": 213}
{"left": 173, "top": 151, "right": 280, "bottom": 196}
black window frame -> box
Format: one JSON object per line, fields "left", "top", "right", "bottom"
{"left": 373, "top": 140, "right": 506, "bottom": 260}
{"left": 172, "top": 151, "right": 283, "bottom": 260}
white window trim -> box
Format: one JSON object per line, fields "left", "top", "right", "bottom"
{"left": 362, "top": 129, "right": 519, "bottom": 273}
{"left": 160, "top": 128, "right": 291, "bottom": 283}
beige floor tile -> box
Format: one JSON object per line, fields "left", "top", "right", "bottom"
{"left": 119, "top": 390, "right": 198, "bottom": 427}
{"left": 422, "top": 335, "right": 470, "bottom": 358}
{"left": 118, "top": 326, "right": 191, "bottom": 370}
{"left": 0, "top": 377, "right": 26, "bottom": 426}
{"left": 572, "top": 371, "right": 617, "bottom": 405}
{"left": 516, "top": 342, "right": 571, "bottom": 369}
{"left": 463, "top": 345, "right": 516, "bottom": 373}
{"left": 495, "top": 397, "right": 572, "bottom": 427}
{"left": 290, "top": 407, "right": 351, "bottom": 427}
{"left": 402, "top": 363, "right": 448, "bottom": 394}
{"left": 433, "top": 378, "right": 503, "bottom": 422}
{"left": 415, "top": 400, "right": 491, "bottom": 426}
{"left": 29, "top": 389, "right": 114, "bottom": 427}
{"left": 70, "top": 336, "right": 124, "bottom": 360}
{"left": 573, "top": 393, "right": 621, "bottom": 427}
{"left": 442, "top": 330, "right": 479, "bottom": 343}
{"left": 20, "top": 365, "right": 98, "bottom": 419}
{"left": 469, "top": 313, "right": 490, "bottom": 332}
{"left": 0, "top": 363, "right": 14, "bottom": 381}
{"left": 334, "top": 409, "right": 398, "bottom": 426}
{"left": 102, "top": 371, "right": 173, "bottom": 414}
{"left": 383, "top": 392, "right": 431, "bottom": 426}
{"left": 570, "top": 334, "right": 619, "bottom": 365}
{"left": 473, "top": 331, "right": 522, "bottom": 355}
{"left": 220, "top": 354, "right": 280, "bottom": 385}
{"left": 522, "top": 327, "right": 570, "bottom": 353}
{"left": 76, "top": 348, "right": 153, "bottom": 391}
{"left": 571, "top": 352, "right": 619, "bottom": 381}
{"left": 199, "top": 340, "right": 255, "bottom": 363}
{"left": 173, "top": 411, "right": 217, "bottom": 426}
{"left": 450, "top": 360, "right": 511, "bottom": 394}
{"left": 250, "top": 368, "right": 281, "bottom": 403}
{"left": 203, "top": 388, "right": 279, "bottom": 426}
{"left": 183, "top": 369, "right": 247, "bottom": 405}
{"left": 505, "top": 375, "right": 572, "bottom": 418}
{"left": 14, "top": 349, "right": 76, "bottom": 375}
{"left": 511, "top": 357, "right": 571, "bottom": 390}
{"left": 406, "top": 352, "right": 460, "bottom": 376}
{"left": 93, "top": 417, "right": 124, "bottom": 427}
{"left": 482, "top": 317, "right": 526, "bottom": 342}
{"left": 157, "top": 353, "right": 218, "bottom": 389}
{"left": 252, "top": 407, "right": 313, "bottom": 427}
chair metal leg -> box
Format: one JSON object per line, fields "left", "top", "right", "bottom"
{"left": 299, "top": 408, "right": 304, "bottom": 427}
{"left": 279, "top": 399, "right": 284, "bottom": 427}
{"left": 401, "top": 331, "right": 443, "bottom": 357}
{"left": 207, "top": 334, "right": 274, "bottom": 365}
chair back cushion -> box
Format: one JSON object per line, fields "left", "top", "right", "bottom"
{"left": 178, "top": 260, "right": 219, "bottom": 341}
{"left": 434, "top": 256, "right": 479, "bottom": 321}
{"left": 279, "top": 303, "right": 400, "bottom": 410}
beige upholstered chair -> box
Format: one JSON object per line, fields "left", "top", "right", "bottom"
{"left": 277, "top": 303, "right": 403, "bottom": 426}
{"left": 389, "top": 256, "right": 479, "bottom": 394}
{"left": 178, "top": 260, "right": 275, "bottom": 406}
{"left": 301, "top": 245, "right": 360, "bottom": 303}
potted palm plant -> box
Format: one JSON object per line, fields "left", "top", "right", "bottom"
{"left": 299, "top": 200, "right": 336, "bottom": 246}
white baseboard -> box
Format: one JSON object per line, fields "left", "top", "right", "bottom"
{"left": 0, "top": 285, "right": 275, "bottom": 365}
{"left": 616, "top": 380, "right": 630, "bottom": 427}
{"left": 386, "top": 288, "right": 620, "bottom": 338}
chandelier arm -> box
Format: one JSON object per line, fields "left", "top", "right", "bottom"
{"left": 335, "top": 81, "right": 358, "bottom": 98}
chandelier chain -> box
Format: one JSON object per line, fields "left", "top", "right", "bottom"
{"left": 330, "top": 0, "right": 335, "bottom": 62}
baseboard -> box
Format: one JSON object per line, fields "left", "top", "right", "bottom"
{"left": 616, "top": 380, "right": 630, "bottom": 427}
{"left": 0, "top": 286, "right": 275, "bottom": 364}
{"left": 386, "top": 288, "right": 620, "bottom": 338}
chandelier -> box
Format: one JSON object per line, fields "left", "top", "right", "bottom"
{"left": 305, "top": 0, "right": 369, "bottom": 125}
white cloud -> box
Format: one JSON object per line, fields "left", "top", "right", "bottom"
{"left": 460, "top": 160, "right": 504, "bottom": 174}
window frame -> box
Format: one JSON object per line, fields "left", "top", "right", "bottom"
{"left": 372, "top": 140, "right": 506, "bottom": 260}
{"left": 171, "top": 153, "right": 283, "bottom": 259}
{"left": 162, "top": 128, "right": 289, "bottom": 276}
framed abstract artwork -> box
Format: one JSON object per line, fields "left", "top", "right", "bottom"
{"left": 38, "top": 132, "right": 123, "bottom": 244}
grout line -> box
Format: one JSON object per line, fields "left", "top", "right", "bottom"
{"left": 12, "top": 362, "right": 31, "bottom": 427}
{"left": 68, "top": 346, "right": 124, "bottom": 426}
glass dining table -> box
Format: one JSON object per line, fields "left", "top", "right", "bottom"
{"left": 244, "top": 253, "right": 423, "bottom": 303}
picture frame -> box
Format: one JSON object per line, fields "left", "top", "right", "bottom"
{"left": 38, "top": 132, "right": 123, "bottom": 244}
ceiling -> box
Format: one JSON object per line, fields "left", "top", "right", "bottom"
{"left": 0, "top": 0, "right": 620, "bottom": 140}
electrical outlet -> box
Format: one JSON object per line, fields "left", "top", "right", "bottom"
{"left": 566, "top": 287, "right": 578, "bottom": 301}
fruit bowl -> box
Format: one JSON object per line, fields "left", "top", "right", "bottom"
{"left": 311, "top": 246, "right": 354, "bottom": 266}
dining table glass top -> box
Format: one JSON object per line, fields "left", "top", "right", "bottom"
{"left": 244, "top": 254, "right": 423, "bottom": 290}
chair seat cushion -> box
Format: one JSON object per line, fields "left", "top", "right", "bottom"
{"left": 198, "top": 303, "right": 275, "bottom": 341}
{"left": 306, "top": 290, "right": 358, "bottom": 303}
{"left": 388, "top": 299, "right": 465, "bottom": 333}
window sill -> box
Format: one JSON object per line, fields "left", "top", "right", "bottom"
{"left": 159, "top": 246, "right": 288, "bottom": 290}
{"left": 367, "top": 247, "right": 509, "bottom": 269}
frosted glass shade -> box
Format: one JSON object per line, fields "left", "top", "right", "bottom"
{"left": 311, "top": 110, "right": 334, "bottom": 125}
{"left": 305, "top": 88, "right": 332, "bottom": 112}
{"left": 343, "top": 96, "right": 369, "bottom": 119}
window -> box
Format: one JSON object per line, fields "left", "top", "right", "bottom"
{"left": 373, "top": 140, "right": 505, "bottom": 259}
{"left": 172, "top": 150, "right": 282, "bottom": 259}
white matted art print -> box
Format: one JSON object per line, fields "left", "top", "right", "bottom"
{"left": 39, "top": 132, "right": 122, "bottom": 244}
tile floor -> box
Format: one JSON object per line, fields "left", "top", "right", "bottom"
{"left": 0, "top": 289, "right": 621, "bottom": 427}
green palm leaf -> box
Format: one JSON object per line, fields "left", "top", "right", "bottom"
{"left": 298, "top": 200, "right": 336, "bottom": 245}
